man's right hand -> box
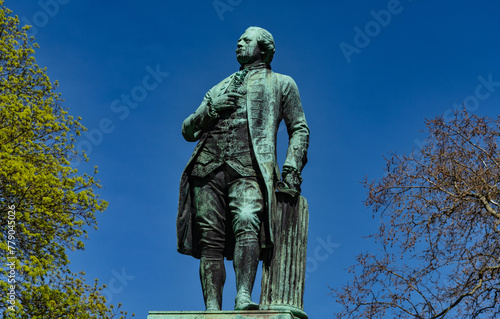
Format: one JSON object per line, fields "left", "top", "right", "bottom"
{"left": 211, "top": 92, "right": 243, "bottom": 114}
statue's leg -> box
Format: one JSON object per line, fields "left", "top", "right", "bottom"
{"left": 193, "top": 171, "right": 228, "bottom": 311}
{"left": 228, "top": 177, "right": 263, "bottom": 310}
{"left": 199, "top": 251, "right": 225, "bottom": 311}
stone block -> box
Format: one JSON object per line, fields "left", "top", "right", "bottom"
{"left": 147, "top": 310, "right": 297, "bottom": 319}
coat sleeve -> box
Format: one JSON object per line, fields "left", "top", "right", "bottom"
{"left": 281, "top": 75, "right": 310, "bottom": 173}
{"left": 181, "top": 90, "right": 216, "bottom": 142}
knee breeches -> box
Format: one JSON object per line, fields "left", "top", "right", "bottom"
{"left": 192, "top": 166, "right": 264, "bottom": 255}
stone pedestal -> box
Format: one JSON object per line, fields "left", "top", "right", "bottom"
{"left": 147, "top": 310, "right": 297, "bottom": 319}
{"left": 260, "top": 194, "right": 309, "bottom": 319}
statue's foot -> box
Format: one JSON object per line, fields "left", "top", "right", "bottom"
{"left": 235, "top": 300, "right": 259, "bottom": 310}
{"left": 234, "top": 295, "right": 259, "bottom": 310}
{"left": 205, "top": 301, "right": 221, "bottom": 312}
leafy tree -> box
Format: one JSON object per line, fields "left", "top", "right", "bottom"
{"left": 333, "top": 110, "right": 500, "bottom": 318}
{"left": 0, "top": 3, "right": 133, "bottom": 318}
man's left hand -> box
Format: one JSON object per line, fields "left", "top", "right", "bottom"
{"left": 282, "top": 169, "right": 302, "bottom": 194}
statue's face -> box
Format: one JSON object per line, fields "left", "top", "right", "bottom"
{"left": 236, "top": 29, "right": 262, "bottom": 66}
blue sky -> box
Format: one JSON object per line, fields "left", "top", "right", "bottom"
{"left": 7, "top": 0, "right": 500, "bottom": 317}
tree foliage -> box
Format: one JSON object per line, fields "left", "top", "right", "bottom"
{"left": 333, "top": 110, "right": 500, "bottom": 318}
{"left": 0, "top": 2, "right": 132, "bottom": 318}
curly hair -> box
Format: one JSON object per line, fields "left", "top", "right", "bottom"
{"left": 245, "top": 26, "right": 275, "bottom": 66}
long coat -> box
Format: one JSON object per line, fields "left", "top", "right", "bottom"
{"left": 177, "top": 66, "right": 309, "bottom": 259}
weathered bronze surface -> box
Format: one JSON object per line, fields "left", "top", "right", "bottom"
{"left": 260, "top": 194, "right": 309, "bottom": 319}
{"left": 177, "top": 26, "right": 309, "bottom": 315}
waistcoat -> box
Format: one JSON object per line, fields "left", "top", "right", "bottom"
{"left": 191, "top": 69, "right": 257, "bottom": 178}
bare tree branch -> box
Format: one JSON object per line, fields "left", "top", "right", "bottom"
{"left": 333, "top": 110, "right": 500, "bottom": 318}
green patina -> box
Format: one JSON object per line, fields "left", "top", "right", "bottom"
{"left": 175, "top": 27, "right": 309, "bottom": 318}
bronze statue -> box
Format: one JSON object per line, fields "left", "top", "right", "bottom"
{"left": 176, "top": 26, "right": 309, "bottom": 312}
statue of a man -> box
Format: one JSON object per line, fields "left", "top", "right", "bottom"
{"left": 176, "top": 26, "right": 309, "bottom": 311}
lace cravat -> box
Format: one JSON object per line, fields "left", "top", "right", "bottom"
{"left": 226, "top": 68, "right": 249, "bottom": 93}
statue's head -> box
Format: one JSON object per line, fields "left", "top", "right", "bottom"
{"left": 236, "top": 26, "right": 275, "bottom": 67}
